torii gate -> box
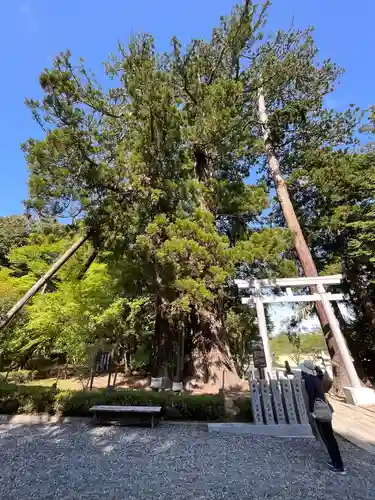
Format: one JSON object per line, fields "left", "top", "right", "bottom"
{"left": 235, "top": 274, "right": 375, "bottom": 406}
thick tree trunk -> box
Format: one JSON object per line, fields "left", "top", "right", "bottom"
{"left": 186, "top": 310, "right": 245, "bottom": 393}
{"left": 258, "top": 91, "right": 354, "bottom": 390}
{"left": 174, "top": 328, "right": 185, "bottom": 382}
{"left": 180, "top": 328, "right": 185, "bottom": 381}
{"left": 152, "top": 294, "right": 163, "bottom": 376}
{"left": 188, "top": 148, "right": 244, "bottom": 391}
{"left": 151, "top": 292, "right": 174, "bottom": 377}
{"left": 0, "top": 234, "right": 90, "bottom": 333}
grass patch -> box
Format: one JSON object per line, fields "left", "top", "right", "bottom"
{"left": 23, "top": 378, "right": 79, "bottom": 390}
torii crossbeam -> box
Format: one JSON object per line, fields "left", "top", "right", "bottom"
{"left": 235, "top": 274, "right": 375, "bottom": 406}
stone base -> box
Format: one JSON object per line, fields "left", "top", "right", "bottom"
{"left": 208, "top": 423, "right": 314, "bottom": 438}
{"left": 343, "top": 386, "right": 375, "bottom": 406}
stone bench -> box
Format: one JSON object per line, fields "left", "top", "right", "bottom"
{"left": 89, "top": 405, "right": 162, "bottom": 428}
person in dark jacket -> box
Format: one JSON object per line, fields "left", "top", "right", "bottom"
{"left": 300, "top": 360, "right": 346, "bottom": 475}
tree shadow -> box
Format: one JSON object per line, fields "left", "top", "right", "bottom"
{"left": 0, "top": 422, "right": 206, "bottom": 499}
{"left": 0, "top": 420, "right": 375, "bottom": 499}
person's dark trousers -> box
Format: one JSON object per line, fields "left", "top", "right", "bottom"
{"left": 316, "top": 420, "right": 344, "bottom": 470}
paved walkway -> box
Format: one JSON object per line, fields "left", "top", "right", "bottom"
{"left": 330, "top": 398, "right": 375, "bottom": 454}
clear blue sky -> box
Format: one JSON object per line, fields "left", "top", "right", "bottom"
{"left": 0, "top": 0, "right": 373, "bottom": 216}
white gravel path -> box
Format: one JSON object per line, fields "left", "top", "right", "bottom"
{"left": 0, "top": 423, "right": 373, "bottom": 500}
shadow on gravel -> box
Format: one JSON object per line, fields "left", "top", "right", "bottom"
{"left": 0, "top": 423, "right": 374, "bottom": 500}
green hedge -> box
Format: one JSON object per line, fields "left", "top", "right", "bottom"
{"left": 0, "top": 383, "right": 56, "bottom": 414}
{"left": 234, "top": 396, "right": 253, "bottom": 422}
{"left": 0, "top": 383, "right": 226, "bottom": 421}
{"left": 55, "top": 389, "right": 225, "bottom": 421}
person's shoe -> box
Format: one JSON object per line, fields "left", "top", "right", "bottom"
{"left": 328, "top": 464, "right": 347, "bottom": 475}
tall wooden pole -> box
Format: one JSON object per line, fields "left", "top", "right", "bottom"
{"left": 258, "top": 90, "right": 360, "bottom": 389}
{"left": 0, "top": 234, "right": 90, "bottom": 333}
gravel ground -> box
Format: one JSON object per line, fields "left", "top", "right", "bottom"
{"left": 0, "top": 423, "right": 373, "bottom": 500}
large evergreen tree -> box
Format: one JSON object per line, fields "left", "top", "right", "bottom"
{"left": 20, "top": 1, "right": 296, "bottom": 388}
{"left": 2, "top": 0, "right": 370, "bottom": 389}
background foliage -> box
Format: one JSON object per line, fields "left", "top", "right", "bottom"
{"left": 1, "top": 1, "right": 374, "bottom": 386}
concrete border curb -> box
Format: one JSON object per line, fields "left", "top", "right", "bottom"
{"left": 0, "top": 415, "right": 319, "bottom": 439}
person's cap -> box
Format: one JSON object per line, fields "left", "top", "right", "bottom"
{"left": 298, "top": 360, "right": 316, "bottom": 376}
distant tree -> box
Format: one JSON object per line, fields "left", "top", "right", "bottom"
{"left": 270, "top": 331, "right": 327, "bottom": 366}
{"left": 0, "top": 215, "right": 30, "bottom": 266}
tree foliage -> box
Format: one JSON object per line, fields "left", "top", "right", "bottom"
{"left": 0, "top": 216, "right": 30, "bottom": 266}
{"left": 0, "top": 1, "right": 373, "bottom": 385}
{"left": 269, "top": 108, "right": 375, "bottom": 380}
{"left": 270, "top": 331, "right": 327, "bottom": 366}
{"left": 18, "top": 1, "right": 300, "bottom": 384}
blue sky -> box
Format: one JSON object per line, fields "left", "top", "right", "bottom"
{"left": 0, "top": 0, "right": 373, "bottom": 216}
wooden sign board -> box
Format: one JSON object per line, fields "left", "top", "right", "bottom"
{"left": 253, "top": 347, "right": 267, "bottom": 369}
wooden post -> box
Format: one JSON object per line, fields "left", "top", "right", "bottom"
{"left": 89, "top": 369, "right": 95, "bottom": 391}
{"left": 0, "top": 234, "right": 90, "bottom": 333}
{"left": 258, "top": 89, "right": 354, "bottom": 388}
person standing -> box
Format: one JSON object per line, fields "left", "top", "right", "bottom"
{"left": 299, "top": 360, "right": 346, "bottom": 475}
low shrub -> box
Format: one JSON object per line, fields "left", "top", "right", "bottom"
{"left": 55, "top": 389, "right": 225, "bottom": 421}
{"left": 0, "top": 383, "right": 226, "bottom": 421}
{"left": 234, "top": 396, "right": 253, "bottom": 422}
{"left": 54, "top": 389, "right": 167, "bottom": 417}
{"left": 0, "top": 383, "right": 57, "bottom": 414}
{"left": 166, "top": 394, "right": 225, "bottom": 421}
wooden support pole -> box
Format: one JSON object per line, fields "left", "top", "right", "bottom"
{"left": 0, "top": 234, "right": 90, "bottom": 333}
{"left": 258, "top": 89, "right": 357, "bottom": 389}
